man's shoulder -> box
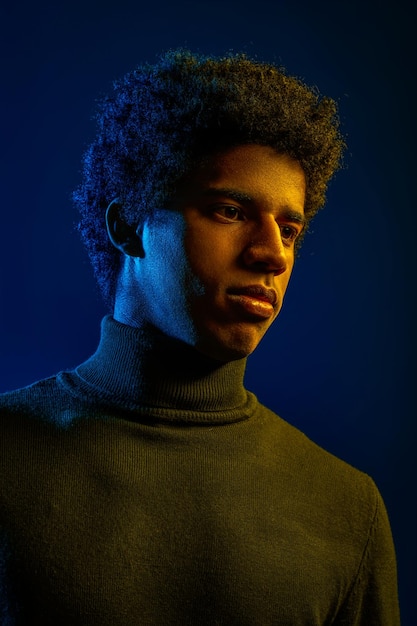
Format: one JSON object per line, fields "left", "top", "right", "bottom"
{"left": 259, "top": 402, "right": 378, "bottom": 506}
{"left": 1, "top": 376, "right": 61, "bottom": 411}
{"left": 0, "top": 374, "right": 83, "bottom": 429}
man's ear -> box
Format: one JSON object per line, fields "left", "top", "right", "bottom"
{"left": 105, "top": 200, "right": 144, "bottom": 258}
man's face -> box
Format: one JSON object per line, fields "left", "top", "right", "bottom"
{"left": 121, "top": 144, "right": 306, "bottom": 361}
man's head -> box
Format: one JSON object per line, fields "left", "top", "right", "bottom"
{"left": 107, "top": 143, "right": 306, "bottom": 361}
{"left": 74, "top": 48, "right": 345, "bottom": 310}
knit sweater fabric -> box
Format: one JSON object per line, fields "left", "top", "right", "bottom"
{"left": 0, "top": 316, "right": 400, "bottom": 625}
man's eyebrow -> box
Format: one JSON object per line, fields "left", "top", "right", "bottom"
{"left": 202, "top": 187, "right": 306, "bottom": 227}
{"left": 281, "top": 209, "right": 306, "bottom": 228}
{"left": 202, "top": 188, "right": 254, "bottom": 204}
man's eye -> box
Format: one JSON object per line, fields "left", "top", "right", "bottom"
{"left": 280, "top": 225, "right": 298, "bottom": 242}
{"left": 213, "top": 205, "right": 244, "bottom": 221}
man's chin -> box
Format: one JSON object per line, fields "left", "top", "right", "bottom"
{"left": 194, "top": 330, "right": 265, "bottom": 363}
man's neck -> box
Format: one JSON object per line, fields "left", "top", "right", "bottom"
{"left": 73, "top": 316, "right": 249, "bottom": 418}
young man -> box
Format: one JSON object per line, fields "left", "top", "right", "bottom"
{"left": 0, "top": 50, "right": 400, "bottom": 624}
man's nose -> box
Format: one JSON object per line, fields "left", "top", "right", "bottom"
{"left": 242, "top": 218, "right": 289, "bottom": 275}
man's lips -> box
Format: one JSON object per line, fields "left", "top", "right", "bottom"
{"left": 226, "top": 285, "right": 278, "bottom": 319}
{"left": 227, "top": 285, "right": 278, "bottom": 306}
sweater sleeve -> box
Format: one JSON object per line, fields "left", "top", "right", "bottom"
{"left": 336, "top": 482, "right": 400, "bottom": 626}
{"left": 0, "top": 535, "right": 13, "bottom": 626}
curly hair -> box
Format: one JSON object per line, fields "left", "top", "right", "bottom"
{"left": 73, "top": 48, "right": 345, "bottom": 306}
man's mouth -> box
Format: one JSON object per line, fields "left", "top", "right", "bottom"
{"left": 226, "top": 285, "right": 277, "bottom": 319}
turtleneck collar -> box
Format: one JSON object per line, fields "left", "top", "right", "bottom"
{"left": 65, "top": 316, "right": 256, "bottom": 424}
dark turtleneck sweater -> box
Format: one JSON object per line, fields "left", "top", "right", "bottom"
{"left": 0, "top": 317, "right": 400, "bottom": 625}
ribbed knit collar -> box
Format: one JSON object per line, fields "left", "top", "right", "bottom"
{"left": 68, "top": 316, "right": 256, "bottom": 424}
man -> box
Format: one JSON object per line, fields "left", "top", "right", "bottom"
{"left": 0, "top": 50, "right": 400, "bottom": 624}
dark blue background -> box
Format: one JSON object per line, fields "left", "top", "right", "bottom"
{"left": 1, "top": 0, "right": 415, "bottom": 622}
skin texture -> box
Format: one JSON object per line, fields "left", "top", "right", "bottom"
{"left": 109, "top": 144, "right": 306, "bottom": 362}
